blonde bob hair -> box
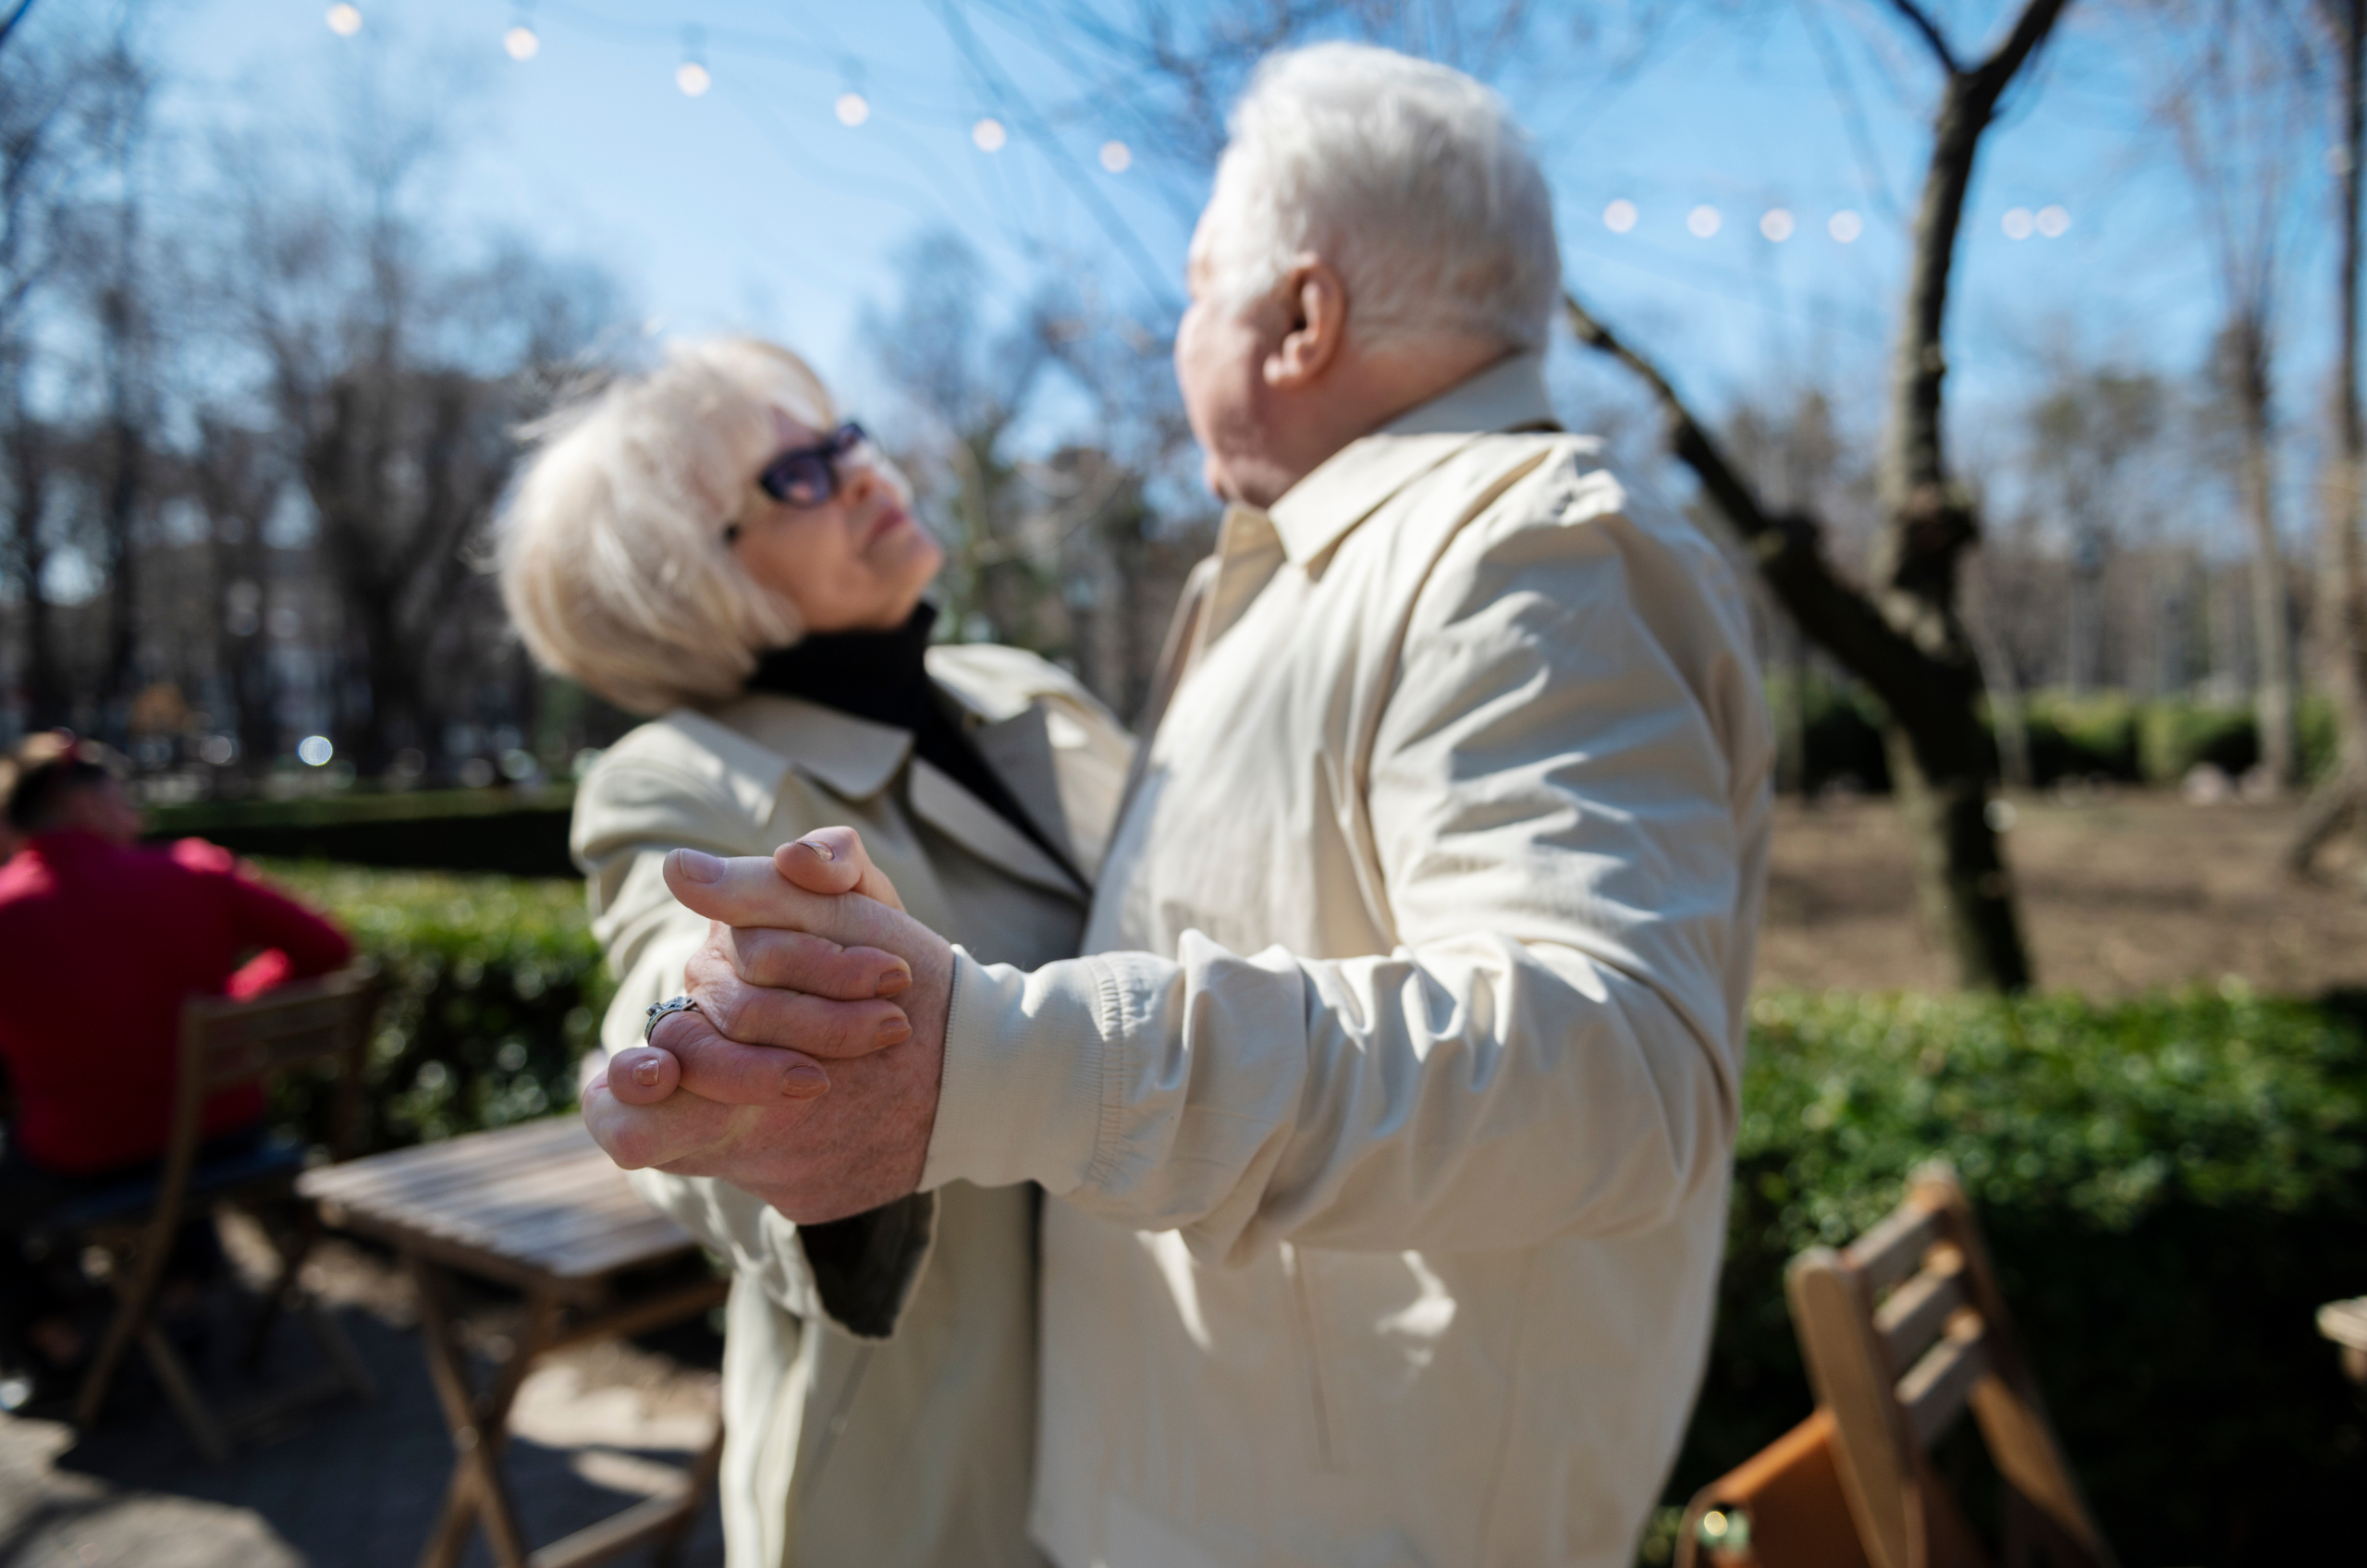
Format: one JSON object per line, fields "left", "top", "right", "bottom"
{"left": 498, "top": 337, "right": 831, "bottom": 716}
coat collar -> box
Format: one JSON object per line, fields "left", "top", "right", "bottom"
{"left": 1265, "top": 350, "right": 1556, "bottom": 566}
{"left": 682, "top": 689, "right": 1085, "bottom": 900}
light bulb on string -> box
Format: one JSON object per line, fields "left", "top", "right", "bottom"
{"left": 1828, "top": 210, "right": 1863, "bottom": 243}
{"left": 1099, "top": 140, "right": 1132, "bottom": 173}
{"left": 1602, "top": 199, "right": 1637, "bottom": 234}
{"left": 1686, "top": 204, "right": 1721, "bottom": 239}
{"left": 2034, "top": 204, "right": 2070, "bottom": 239}
{"left": 2001, "top": 207, "right": 2035, "bottom": 240}
{"left": 505, "top": 25, "right": 539, "bottom": 60}
{"left": 1760, "top": 208, "right": 1795, "bottom": 242}
{"left": 972, "top": 118, "right": 1008, "bottom": 153}
{"left": 677, "top": 26, "right": 710, "bottom": 98}
{"left": 835, "top": 92, "right": 870, "bottom": 127}
{"left": 325, "top": 4, "right": 362, "bottom": 36}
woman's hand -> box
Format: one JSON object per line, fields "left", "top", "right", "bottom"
{"left": 601, "top": 827, "right": 914, "bottom": 1109}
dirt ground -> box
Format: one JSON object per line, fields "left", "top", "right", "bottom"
{"left": 1756, "top": 788, "right": 2367, "bottom": 998}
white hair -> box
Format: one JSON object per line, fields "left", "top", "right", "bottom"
{"left": 497, "top": 337, "right": 830, "bottom": 716}
{"left": 1192, "top": 43, "right": 1561, "bottom": 353}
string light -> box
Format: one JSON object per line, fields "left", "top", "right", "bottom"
{"left": 835, "top": 92, "right": 870, "bottom": 127}
{"left": 1828, "top": 210, "right": 1863, "bottom": 243}
{"left": 505, "top": 25, "right": 539, "bottom": 60}
{"left": 677, "top": 26, "right": 709, "bottom": 97}
{"left": 2002, "top": 207, "right": 2035, "bottom": 240}
{"left": 972, "top": 117, "right": 1007, "bottom": 152}
{"left": 1760, "top": 208, "right": 1795, "bottom": 242}
{"left": 1099, "top": 140, "right": 1132, "bottom": 173}
{"left": 1603, "top": 198, "right": 1638, "bottom": 233}
{"left": 325, "top": 4, "right": 362, "bottom": 36}
{"left": 2035, "top": 204, "right": 2070, "bottom": 239}
{"left": 1686, "top": 204, "right": 1722, "bottom": 239}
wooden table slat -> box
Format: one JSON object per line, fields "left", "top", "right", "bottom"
{"left": 299, "top": 1119, "right": 701, "bottom": 1280}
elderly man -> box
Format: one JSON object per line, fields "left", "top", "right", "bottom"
{"left": 592, "top": 42, "right": 1772, "bottom": 1568}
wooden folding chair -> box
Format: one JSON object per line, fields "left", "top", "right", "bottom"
{"left": 55, "top": 968, "right": 381, "bottom": 1460}
{"left": 1778, "top": 1162, "right": 2116, "bottom": 1568}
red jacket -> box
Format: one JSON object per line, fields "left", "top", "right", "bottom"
{"left": 0, "top": 829, "right": 353, "bottom": 1174}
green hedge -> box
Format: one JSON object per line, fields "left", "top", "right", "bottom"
{"left": 1662, "top": 989, "right": 2367, "bottom": 1564}
{"left": 253, "top": 863, "right": 610, "bottom": 1152}
{"left": 1772, "top": 676, "right": 2339, "bottom": 792}
{"left": 152, "top": 789, "right": 577, "bottom": 877}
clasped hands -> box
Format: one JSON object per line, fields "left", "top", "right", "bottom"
{"left": 582, "top": 827, "right": 954, "bottom": 1223}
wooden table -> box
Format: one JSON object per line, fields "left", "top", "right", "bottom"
{"left": 300, "top": 1117, "right": 730, "bottom": 1568}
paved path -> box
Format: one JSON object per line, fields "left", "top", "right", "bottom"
{"left": 0, "top": 1230, "right": 724, "bottom": 1568}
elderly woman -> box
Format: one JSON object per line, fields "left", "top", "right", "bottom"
{"left": 497, "top": 337, "right": 1129, "bottom": 1568}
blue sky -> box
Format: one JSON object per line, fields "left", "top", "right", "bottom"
{"left": 150, "top": 1, "right": 2339, "bottom": 545}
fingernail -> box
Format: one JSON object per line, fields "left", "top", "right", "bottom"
{"left": 674, "top": 849, "right": 724, "bottom": 884}
{"left": 783, "top": 1064, "right": 829, "bottom": 1097}
{"left": 632, "top": 1059, "right": 662, "bottom": 1087}
{"left": 875, "top": 964, "right": 912, "bottom": 998}
{"left": 799, "top": 839, "right": 836, "bottom": 863}
{"left": 877, "top": 1015, "right": 911, "bottom": 1047}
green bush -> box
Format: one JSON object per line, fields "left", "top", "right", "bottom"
{"left": 2300, "top": 692, "right": 2338, "bottom": 784}
{"left": 2135, "top": 700, "right": 2257, "bottom": 785}
{"left": 2019, "top": 691, "right": 2140, "bottom": 782}
{"left": 253, "top": 863, "right": 610, "bottom": 1152}
{"left": 1667, "top": 989, "right": 2367, "bottom": 1564}
{"left": 152, "top": 789, "right": 578, "bottom": 876}
{"left": 1764, "top": 672, "right": 1892, "bottom": 793}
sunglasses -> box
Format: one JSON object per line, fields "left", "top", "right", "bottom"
{"left": 727, "top": 423, "right": 874, "bottom": 543}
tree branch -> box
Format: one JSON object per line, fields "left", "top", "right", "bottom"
{"left": 1882, "top": 0, "right": 2069, "bottom": 517}
{"left": 1968, "top": 0, "right": 2073, "bottom": 97}
{"left": 1560, "top": 290, "right": 1942, "bottom": 726}
{"left": 1881, "top": 0, "right": 1961, "bottom": 75}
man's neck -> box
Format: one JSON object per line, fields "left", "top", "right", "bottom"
{"left": 1242, "top": 337, "right": 1512, "bottom": 508}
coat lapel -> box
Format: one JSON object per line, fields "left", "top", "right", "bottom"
{"left": 907, "top": 753, "right": 1087, "bottom": 902}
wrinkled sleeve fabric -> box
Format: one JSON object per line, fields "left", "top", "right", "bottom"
{"left": 924, "top": 473, "right": 1757, "bottom": 1266}
{"left": 579, "top": 755, "right": 935, "bottom": 1341}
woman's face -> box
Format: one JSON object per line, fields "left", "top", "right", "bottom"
{"left": 730, "top": 406, "right": 943, "bottom": 633}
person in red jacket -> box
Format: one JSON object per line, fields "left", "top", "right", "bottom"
{"left": 0, "top": 740, "right": 352, "bottom": 1395}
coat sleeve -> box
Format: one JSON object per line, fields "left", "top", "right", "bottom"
{"left": 921, "top": 481, "right": 1771, "bottom": 1265}
{"left": 579, "top": 753, "right": 937, "bottom": 1340}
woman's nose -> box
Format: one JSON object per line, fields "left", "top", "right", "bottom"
{"left": 839, "top": 451, "right": 882, "bottom": 506}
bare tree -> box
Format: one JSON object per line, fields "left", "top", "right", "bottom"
{"left": 2136, "top": 0, "right": 2323, "bottom": 790}
{"left": 213, "top": 55, "right": 622, "bottom": 775}
{"left": 2292, "top": 0, "right": 2367, "bottom": 869}
{"left": 865, "top": 229, "right": 1057, "bottom": 646}
{"left": 2025, "top": 366, "right": 2166, "bottom": 692}
{"left": 1567, "top": 0, "right": 2070, "bottom": 990}
{"left": 0, "top": 12, "right": 141, "bottom": 730}
{"left": 189, "top": 415, "right": 285, "bottom": 775}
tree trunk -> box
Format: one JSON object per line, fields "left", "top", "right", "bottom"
{"left": 4, "top": 410, "right": 65, "bottom": 729}
{"left": 2236, "top": 350, "right": 2296, "bottom": 789}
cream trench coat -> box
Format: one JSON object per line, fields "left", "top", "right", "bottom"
{"left": 920, "top": 354, "right": 1775, "bottom": 1568}
{"left": 570, "top": 645, "right": 1132, "bottom": 1568}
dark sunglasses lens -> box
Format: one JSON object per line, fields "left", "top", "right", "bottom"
{"left": 761, "top": 452, "right": 835, "bottom": 506}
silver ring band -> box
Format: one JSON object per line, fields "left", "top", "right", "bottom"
{"left": 643, "top": 996, "right": 700, "bottom": 1041}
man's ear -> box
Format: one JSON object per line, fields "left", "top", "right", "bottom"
{"left": 1262, "top": 257, "right": 1348, "bottom": 389}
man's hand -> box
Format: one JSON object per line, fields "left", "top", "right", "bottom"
{"left": 582, "top": 827, "right": 958, "bottom": 1222}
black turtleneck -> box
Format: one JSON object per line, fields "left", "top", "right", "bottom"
{"left": 746, "top": 604, "right": 1071, "bottom": 875}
